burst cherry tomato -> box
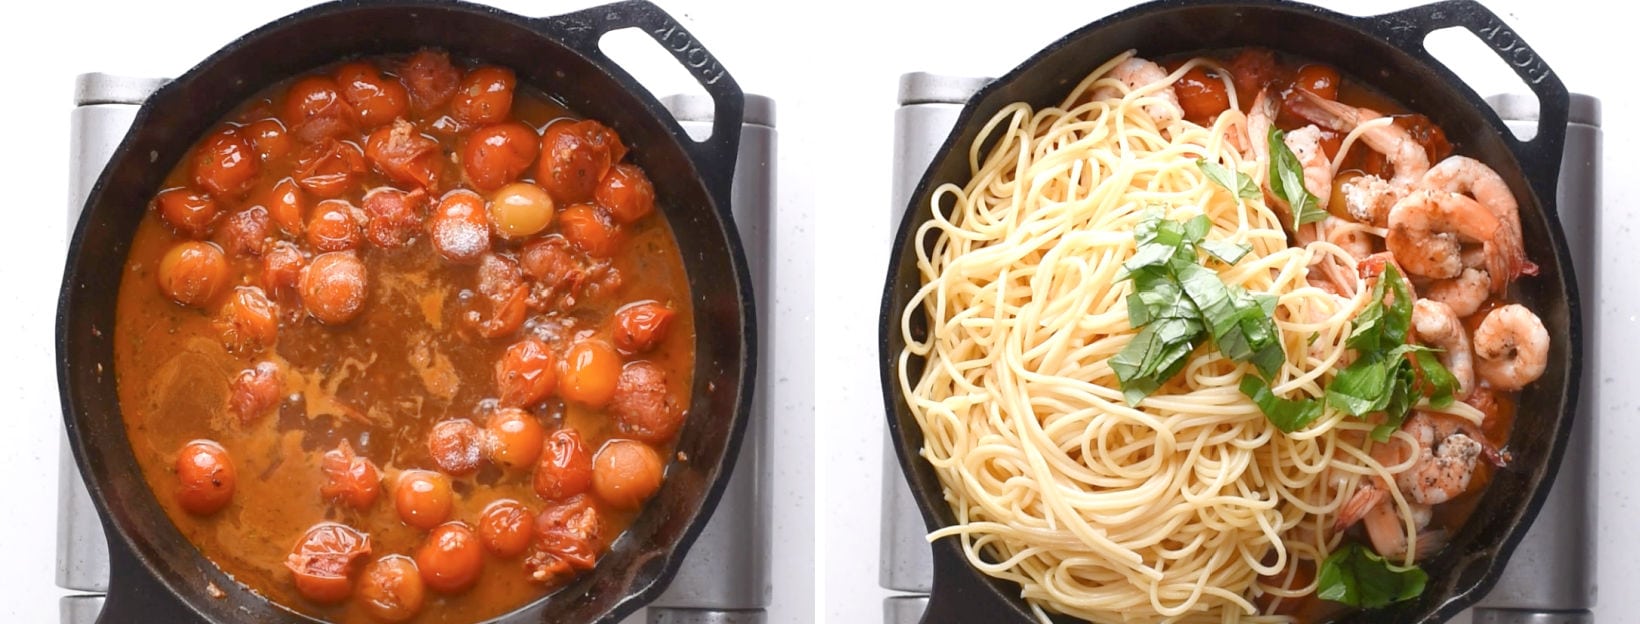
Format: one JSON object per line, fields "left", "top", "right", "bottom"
{"left": 285, "top": 522, "right": 371, "bottom": 604}
{"left": 557, "top": 203, "right": 622, "bottom": 258}
{"left": 486, "top": 407, "right": 545, "bottom": 471}
{"left": 526, "top": 495, "right": 601, "bottom": 582}
{"left": 192, "top": 126, "right": 261, "bottom": 200}
{"left": 228, "top": 361, "right": 282, "bottom": 425}
{"left": 362, "top": 187, "right": 427, "bottom": 249}
{"left": 537, "top": 119, "right": 624, "bottom": 204}
{"left": 153, "top": 187, "right": 219, "bottom": 238}
{"left": 462, "top": 122, "right": 539, "bottom": 191}
{"left": 357, "top": 555, "right": 424, "bottom": 623}
{"left": 610, "top": 361, "right": 683, "bottom": 444}
{"left": 335, "top": 61, "right": 409, "bottom": 129}
{"left": 175, "top": 439, "right": 236, "bottom": 515}
{"left": 477, "top": 498, "right": 533, "bottom": 558}
{"left": 613, "top": 301, "right": 676, "bottom": 354}
{"left": 496, "top": 338, "right": 556, "bottom": 408}
{"left": 214, "top": 285, "right": 278, "bottom": 354}
{"left": 399, "top": 49, "right": 460, "bottom": 114}
{"left": 594, "top": 163, "right": 655, "bottom": 225}
{"left": 533, "top": 428, "right": 593, "bottom": 501}
{"left": 214, "top": 205, "right": 271, "bottom": 257}
{"left": 366, "top": 120, "right": 444, "bottom": 191}
{"left": 451, "top": 66, "right": 516, "bottom": 126}
{"left": 283, "top": 75, "right": 357, "bottom": 143}
{"left": 300, "top": 251, "right": 368, "bottom": 325}
{"left": 395, "top": 470, "right": 452, "bottom": 531}
{"left": 157, "top": 241, "right": 229, "bottom": 308}
{"left": 321, "top": 439, "right": 381, "bottom": 510}
{"left": 294, "top": 139, "right": 366, "bottom": 198}
{"left": 428, "top": 419, "right": 482, "bottom": 476}
{"left": 415, "top": 522, "right": 483, "bottom": 594}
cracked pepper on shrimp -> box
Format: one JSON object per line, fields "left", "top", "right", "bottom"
{"left": 898, "top": 48, "right": 1549, "bottom": 623}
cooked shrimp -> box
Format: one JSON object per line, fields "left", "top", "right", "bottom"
{"left": 1421, "top": 156, "right": 1531, "bottom": 287}
{"left": 1386, "top": 189, "right": 1505, "bottom": 284}
{"left": 1246, "top": 88, "right": 1275, "bottom": 173}
{"left": 1473, "top": 304, "right": 1550, "bottom": 390}
{"left": 1290, "top": 90, "right": 1429, "bottom": 187}
{"left": 1091, "top": 56, "right": 1181, "bottom": 127}
{"left": 1411, "top": 299, "right": 1474, "bottom": 399}
{"left": 1425, "top": 267, "right": 1490, "bottom": 318}
{"left": 1396, "top": 411, "right": 1482, "bottom": 506}
{"left": 1340, "top": 174, "right": 1399, "bottom": 227}
{"left": 1363, "top": 498, "right": 1445, "bottom": 562}
{"left": 1358, "top": 251, "right": 1419, "bottom": 300}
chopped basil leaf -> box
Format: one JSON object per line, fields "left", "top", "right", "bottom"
{"left": 1413, "top": 348, "right": 1458, "bottom": 408}
{"left": 1239, "top": 376, "right": 1322, "bottom": 433}
{"left": 1326, "top": 356, "right": 1393, "bottom": 417}
{"left": 1268, "top": 128, "right": 1326, "bottom": 229}
{"left": 1317, "top": 543, "right": 1428, "bottom": 608}
{"left": 1198, "top": 158, "right": 1260, "bottom": 199}
{"left": 1200, "top": 239, "right": 1252, "bottom": 265}
{"left": 1347, "top": 265, "right": 1413, "bottom": 353}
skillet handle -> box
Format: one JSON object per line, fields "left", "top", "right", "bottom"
{"left": 1358, "top": 0, "right": 1570, "bottom": 210}
{"left": 97, "top": 529, "right": 201, "bottom": 624}
{"left": 537, "top": 0, "right": 745, "bottom": 209}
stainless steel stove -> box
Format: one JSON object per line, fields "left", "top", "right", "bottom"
{"left": 877, "top": 73, "right": 1602, "bottom": 624}
{"left": 55, "top": 74, "right": 777, "bottom": 624}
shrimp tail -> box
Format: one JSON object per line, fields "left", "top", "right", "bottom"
{"left": 1335, "top": 481, "right": 1386, "bottom": 532}
{"left": 1413, "top": 528, "right": 1448, "bottom": 561}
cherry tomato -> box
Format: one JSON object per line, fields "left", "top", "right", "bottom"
{"left": 243, "top": 118, "right": 292, "bottom": 163}
{"left": 1174, "top": 66, "right": 1231, "bottom": 125}
{"left": 525, "top": 495, "right": 601, "bottom": 582}
{"left": 533, "top": 428, "right": 593, "bottom": 501}
{"left": 466, "top": 253, "right": 527, "bottom": 339}
{"left": 592, "top": 439, "right": 664, "bottom": 510}
{"left": 157, "top": 241, "right": 229, "bottom": 308}
{"left": 283, "top": 75, "right": 358, "bottom": 143}
{"left": 300, "top": 251, "right": 368, "bottom": 325}
{"left": 428, "top": 190, "right": 491, "bottom": 264}
{"left": 613, "top": 301, "right": 676, "bottom": 354}
{"left": 450, "top": 66, "right": 516, "bottom": 126}
{"left": 462, "top": 122, "right": 539, "bottom": 191}
{"left": 260, "top": 241, "right": 306, "bottom": 309}
{"left": 496, "top": 338, "right": 556, "bottom": 408}
{"left": 285, "top": 522, "right": 371, "bottom": 604}
{"left": 266, "top": 178, "right": 307, "bottom": 237}
{"left": 362, "top": 187, "right": 428, "bottom": 249}
{"left": 415, "top": 522, "right": 483, "bottom": 594}
{"left": 537, "top": 119, "right": 625, "bottom": 204}
{"left": 214, "top": 286, "right": 278, "bottom": 354}
{"left": 214, "top": 205, "right": 271, "bottom": 257}
{"left": 478, "top": 498, "right": 534, "bottom": 558}
{"left": 357, "top": 555, "right": 425, "bottom": 623}
{"left": 428, "top": 419, "right": 483, "bottom": 476}
{"left": 306, "top": 199, "right": 363, "bottom": 252}
{"left": 228, "top": 360, "right": 282, "bottom": 425}
{"left": 175, "top": 439, "right": 236, "bottom": 515}
{"left": 489, "top": 182, "right": 554, "bottom": 239}
{"left": 399, "top": 49, "right": 460, "bottom": 114}
{"left": 609, "top": 361, "right": 684, "bottom": 444}
{"left": 520, "top": 234, "right": 585, "bottom": 288}
{"left": 559, "top": 340, "right": 622, "bottom": 407}
{"left": 293, "top": 139, "right": 366, "bottom": 198}
{"left": 192, "top": 126, "right": 261, "bottom": 200}
{"left": 153, "top": 187, "right": 219, "bottom": 238}
{"left": 557, "top": 203, "right": 622, "bottom": 258}
{"left": 485, "top": 407, "right": 545, "bottom": 471}
{"left": 1294, "top": 64, "right": 1340, "bottom": 101}
{"left": 594, "top": 163, "right": 655, "bottom": 225}
{"left": 335, "top": 61, "right": 410, "bottom": 129}
{"left": 394, "top": 470, "right": 453, "bottom": 531}
{"left": 1226, "top": 48, "right": 1287, "bottom": 106}
{"left": 366, "top": 120, "right": 444, "bottom": 191}
{"left": 321, "top": 439, "right": 381, "bottom": 510}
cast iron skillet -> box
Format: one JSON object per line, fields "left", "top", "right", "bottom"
{"left": 56, "top": 1, "right": 755, "bottom": 622}
{"left": 879, "top": 1, "right": 1580, "bottom": 622}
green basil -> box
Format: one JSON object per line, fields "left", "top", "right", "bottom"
{"left": 1316, "top": 543, "right": 1428, "bottom": 608}
{"left": 1198, "top": 158, "right": 1261, "bottom": 200}
{"left": 1268, "top": 128, "right": 1326, "bottom": 229}
{"left": 1239, "top": 376, "right": 1322, "bottom": 433}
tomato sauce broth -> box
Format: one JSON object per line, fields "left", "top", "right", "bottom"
{"left": 114, "top": 50, "right": 693, "bottom": 624}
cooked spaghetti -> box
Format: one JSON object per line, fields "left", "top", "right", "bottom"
{"left": 897, "top": 49, "right": 1509, "bottom": 623}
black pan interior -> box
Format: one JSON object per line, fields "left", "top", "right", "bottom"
{"left": 56, "top": 1, "right": 753, "bottom": 623}
{"left": 879, "top": 1, "right": 1579, "bottom": 622}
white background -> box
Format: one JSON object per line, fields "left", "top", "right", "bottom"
{"left": 0, "top": 1, "right": 1633, "bottom": 623}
